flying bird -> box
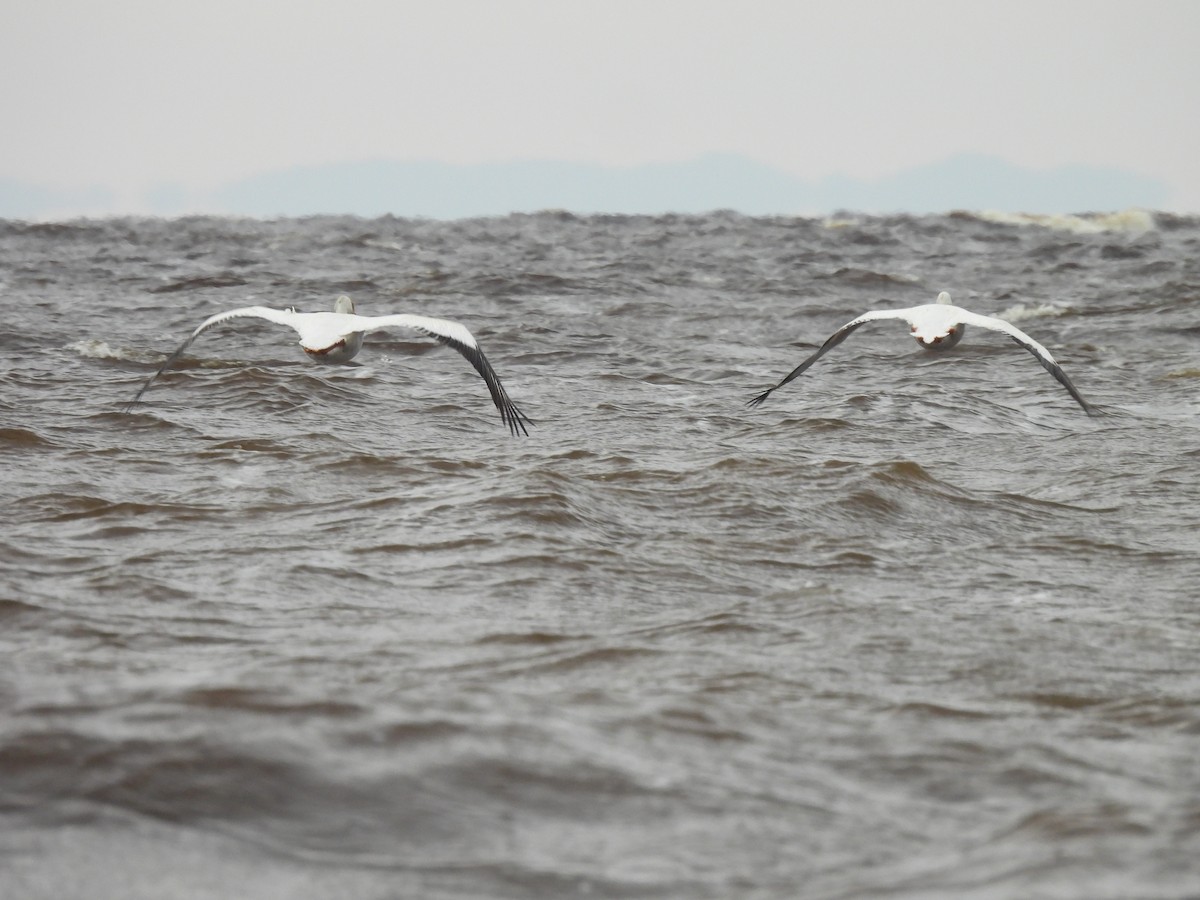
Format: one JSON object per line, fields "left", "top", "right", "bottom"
{"left": 126, "top": 295, "right": 532, "bottom": 435}
{"left": 748, "top": 292, "right": 1097, "bottom": 415}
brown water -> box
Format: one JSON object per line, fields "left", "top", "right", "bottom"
{"left": 2, "top": 210, "right": 1199, "bottom": 898}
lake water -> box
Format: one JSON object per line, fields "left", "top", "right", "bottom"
{"left": 2, "top": 209, "right": 1198, "bottom": 898}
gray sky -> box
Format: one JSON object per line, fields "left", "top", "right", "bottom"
{"left": 4, "top": 0, "right": 1199, "bottom": 211}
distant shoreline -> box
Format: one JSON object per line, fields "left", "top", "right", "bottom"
{"left": 0, "top": 153, "right": 1173, "bottom": 220}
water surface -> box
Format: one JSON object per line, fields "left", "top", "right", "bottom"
{"left": 2, "top": 210, "right": 1198, "bottom": 898}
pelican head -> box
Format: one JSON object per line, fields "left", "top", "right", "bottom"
{"left": 334, "top": 294, "right": 355, "bottom": 314}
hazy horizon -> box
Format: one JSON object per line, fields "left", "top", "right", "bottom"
{"left": 0, "top": 152, "right": 1175, "bottom": 220}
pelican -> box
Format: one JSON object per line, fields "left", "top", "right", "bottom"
{"left": 126, "top": 295, "right": 532, "bottom": 435}
{"left": 748, "top": 292, "right": 1097, "bottom": 415}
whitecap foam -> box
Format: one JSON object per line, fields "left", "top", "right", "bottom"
{"left": 68, "top": 339, "right": 158, "bottom": 364}
{"left": 974, "top": 208, "right": 1156, "bottom": 234}
{"left": 995, "top": 302, "right": 1068, "bottom": 323}
{"left": 71, "top": 339, "right": 126, "bottom": 360}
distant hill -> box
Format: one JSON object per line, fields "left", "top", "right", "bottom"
{"left": 1, "top": 154, "right": 1171, "bottom": 220}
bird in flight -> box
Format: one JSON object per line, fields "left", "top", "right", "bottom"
{"left": 748, "top": 292, "right": 1097, "bottom": 416}
{"left": 126, "top": 294, "right": 532, "bottom": 435}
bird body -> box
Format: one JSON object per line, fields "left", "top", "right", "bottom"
{"left": 127, "top": 295, "right": 532, "bottom": 435}
{"left": 749, "top": 292, "right": 1096, "bottom": 415}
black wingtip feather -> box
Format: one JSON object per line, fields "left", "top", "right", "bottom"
{"left": 746, "top": 389, "right": 773, "bottom": 409}
{"left": 421, "top": 330, "right": 532, "bottom": 437}
{"left": 122, "top": 339, "right": 198, "bottom": 413}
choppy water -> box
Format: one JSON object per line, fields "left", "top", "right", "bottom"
{"left": 2, "top": 210, "right": 1199, "bottom": 899}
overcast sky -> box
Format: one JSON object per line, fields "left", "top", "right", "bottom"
{"left": 4, "top": 0, "right": 1199, "bottom": 211}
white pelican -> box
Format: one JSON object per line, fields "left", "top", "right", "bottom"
{"left": 748, "top": 292, "right": 1097, "bottom": 415}
{"left": 126, "top": 295, "right": 532, "bottom": 435}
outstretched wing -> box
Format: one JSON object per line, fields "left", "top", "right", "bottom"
{"left": 747, "top": 309, "right": 911, "bottom": 408}
{"left": 361, "top": 314, "right": 532, "bottom": 437}
{"left": 956, "top": 311, "right": 1098, "bottom": 416}
{"left": 124, "top": 306, "right": 300, "bottom": 411}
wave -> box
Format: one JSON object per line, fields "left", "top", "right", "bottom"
{"left": 68, "top": 338, "right": 154, "bottom": 363}
{"left": 971, "top": 208, "right": 1157, "bottom": 234}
